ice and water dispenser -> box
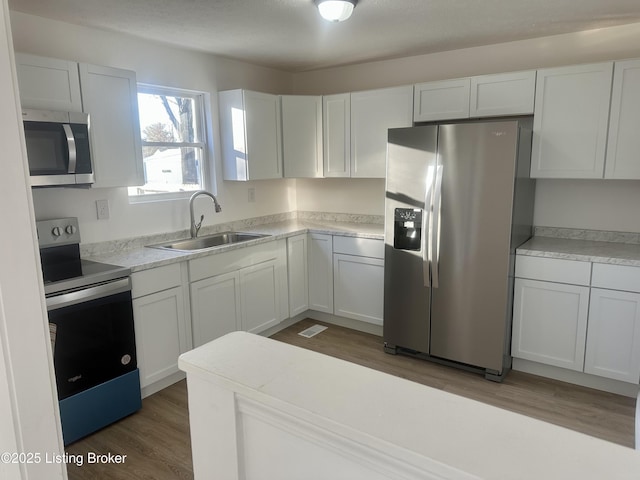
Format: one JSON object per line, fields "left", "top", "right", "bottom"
{"left": 393, "top": 208, "right": 422, "bottom": 251}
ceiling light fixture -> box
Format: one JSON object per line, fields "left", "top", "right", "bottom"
{"left": 315, "top": 0, "right": 358, "bottom": 22}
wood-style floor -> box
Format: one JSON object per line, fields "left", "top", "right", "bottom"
{"left": 65, "top": 318, "right": 636, "bottom": 479}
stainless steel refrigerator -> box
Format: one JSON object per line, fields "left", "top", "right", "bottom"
{"left": 383, "top": 119, "right": 535, "bottom": 381}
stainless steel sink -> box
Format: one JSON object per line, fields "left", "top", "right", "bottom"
{"left": 148, "top": 232, "right": 270, "bottom": 252}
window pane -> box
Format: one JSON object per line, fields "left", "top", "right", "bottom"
{"left": 131, "top": 85, "right": 209, "bottom": 199}
{"left": 138, "top": 92, "right": 200, "bottom": 143}
{"left": 128, "top": 147, "right": 203, "bottom": 196}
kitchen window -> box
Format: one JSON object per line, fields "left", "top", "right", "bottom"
{"left": 128, "top": 84, "right": 213, "bottom": 201}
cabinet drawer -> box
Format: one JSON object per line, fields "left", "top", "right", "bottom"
{"left": 333, "top": 236, "right": 384, "bottom": 259}
{"left": 592, "top": 263, "right": 640, "bottom": 293}
{"left": 132, "top": 263, "right": 183, "bottom": 298}
{"left": 515, "top": 255, "right": 591, "bottom": 286}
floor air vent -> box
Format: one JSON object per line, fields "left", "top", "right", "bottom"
{"left": 298, "top": 324, "right": 328, "bottom": 338}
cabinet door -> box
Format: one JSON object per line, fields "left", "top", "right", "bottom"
{"left": 15, "top": 53, "right": 83, "bottom": 112}
{"left": 333, "top": 253, "right": 384, "bottom": 325}
{"left": 511, "top": 278, "right": 589, "bottom": 371}
{"left": 323, "top": 93, "right": 351, "bottom": 177}
{"left": 79, "top": 63, "right": 143, "bottom": 187}
{"left": 133, "top": 286, "right": 186, "bottom": 388}
{"left": 531, "top": 62, "right": 613, "bottom": 179}
{"left": 287, "top": 234, "right": 309, "bottom": 317}
{"left": 244, "top": 90, "right": 283, "bottom": 180}
{"left": 282, "top": 96, "right": 323, "bottom": 178}
{"left": 240, "top": 259, "right": 281, "bottom": 334}
{"left": 605, "top": 59, "right": 640, "bottom": 179}
{"left": 413, "top": 78, "right": 470, "bottom": 122}
{"left": 585, "top": 288, "right": 640, "bottom": 383}
{"left": 190, "top": 271, "right": 241, "bottom": 348}
{"left": 470, "top": 71, "right": 536, "bottom": 117}
{"left": 351, "top": 86, "right": 413, "bottom": 178}
{"left": 308, "top": 233, "right": 334, "bottom": 314}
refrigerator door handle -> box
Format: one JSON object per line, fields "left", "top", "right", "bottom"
{"left": 422, "top": 187, "right": 431, "bottom": 287}
{"left": 431, "top": 165, "right": 444, "bottom": 288}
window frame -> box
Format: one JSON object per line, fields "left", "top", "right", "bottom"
{"left": 128, "top": 83, "right": 215, "bottom": 203}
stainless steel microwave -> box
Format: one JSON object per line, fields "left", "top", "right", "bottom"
{"left": 22, "top": 109, "right": 94, "bottom": 187}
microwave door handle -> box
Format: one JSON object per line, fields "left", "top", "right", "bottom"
{"left": 63, "top": 124, "right": 77, "bottom": 174}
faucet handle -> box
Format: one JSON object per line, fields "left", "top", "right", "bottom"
{"left": 195, "top": 214, "right": 204, "bottom": 236}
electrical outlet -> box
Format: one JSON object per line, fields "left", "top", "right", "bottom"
{"left": 96, "top": 199, "right": 110, "bottom": 220}
{"left": 248, "top": 187, "right": 256, "bottom": 203}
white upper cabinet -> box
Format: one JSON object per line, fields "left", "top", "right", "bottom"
{"left": 79, "top": 63, "right": 144, "bottom": 188}
{"left": 322, "top": 93, "right": 351, "bottom": 177}
{"left": 470, "top": 71, "right": 536, "bottom": 117}
{"left": 281, "top": 95, "right": 323, "bottom": 178}
{"left": 414, "top": 78, "right": 470, "bottom": 122}
{"left": 15, "top": 53, "right": 83, "bottom": 112}
{"left": 605, "top": 58, "right": 640, "bottom": 180}
{"left": 414, "top": 71, "right": 535, "bottom": 122}
{"left": 15, "top": 53, "right": 144, "bottom": 188}
{"left": 350, "top": 85, "right": 413, "bottom": 178}
{"left": 531, "top": 62, "right": 614, "bottom": 179}
{"left": 219, "top": 89, "right": 282, "bottom": 181}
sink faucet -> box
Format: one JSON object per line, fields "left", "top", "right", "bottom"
{"left": 189, "top": 190, "right": 222, "bottom": 238}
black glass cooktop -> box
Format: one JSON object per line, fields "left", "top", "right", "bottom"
{"left": 40, "top": 244, "right": 130, "bottom": 296}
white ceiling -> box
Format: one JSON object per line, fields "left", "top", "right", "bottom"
{"left": 9, "top": 0, "right": 640, "bottom": 72}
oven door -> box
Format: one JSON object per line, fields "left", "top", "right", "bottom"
{"left": 47, "top": 280, "right": 137, "bottom": 400}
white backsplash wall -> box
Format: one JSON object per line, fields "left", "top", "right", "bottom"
{"left": 31, "top": 179, "right": 296, "bottom": 244}
{"left": 534, "top": 180, "right": 640, "bottom": 233}
{"left": 295, "top": 178, "right": 385, "bottom": 216}
{"left": 11, "top": 11, "right": 295, "bottom": 244}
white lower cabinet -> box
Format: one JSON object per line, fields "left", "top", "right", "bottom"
{"left": 585, "top": 288, "right": 640, "bottom": 383}
{"left": 240, "top": 259, "right": 282, "bottom": 333}
{"left": 511, "top": 278, "right": 589, "bottom": 371}
{"left": 287, "top": 234, "right": 309, "bottom": 317}
{"left": 308, "top": 233, "right": 334, "bottom": 313}
{"left": 190, "top": 271, "right": 241, "bottom": 348}
{"left": 131, "top": 263, "right": 191, "bottom": 396}
{"left": 513, "top": 255, "right": 640, "bottom": 385}
{"left": 333, "top": 236, "right": 384, "bottom": 325}
{"left": 189, "top": 240, "right": 288, "bottom": 346}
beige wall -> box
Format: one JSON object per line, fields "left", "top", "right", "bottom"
{"left": 11, "top": 12, "right": 640, "bottom": 236}
{"left": 292, "top": 23, "right": 640, "bottom": 94}
{"left": 292, "top": 23, "right": 640, "bottom": 233}
{"left": 296, "top": 178, "right": 384, "bottom": 215}
{"left": 10, "top": 11, "right": 296, "bottom": 244}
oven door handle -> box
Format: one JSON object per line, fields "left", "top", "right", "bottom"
{"left": 46, "top": 278, "right": 131, "bottom": 311}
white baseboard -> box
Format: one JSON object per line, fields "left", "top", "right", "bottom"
{"left": 512, "top": 358, "right": 640, "bottom": 398}
{"left": 141, "top": 371, "right": 185, "bottom": 399}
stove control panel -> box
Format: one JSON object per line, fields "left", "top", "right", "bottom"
{"left": 36, "top": 217, "right": 81, "bottom": 248}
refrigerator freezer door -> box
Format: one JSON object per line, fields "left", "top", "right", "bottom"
{"left": 429, "top": 122, "right": 520, "bottom": 373}
{"left": 383, "top": 126, "right": 437, "bottom": 353}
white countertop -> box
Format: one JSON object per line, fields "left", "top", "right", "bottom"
{"left": 180, "top": 331, "right": 640, "bottom": 480}
{"left": 517, "top": 236, "right": 640, "bottom": 267}
{"left": 86, "top": 219, "right": 384, "bottom": 272}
